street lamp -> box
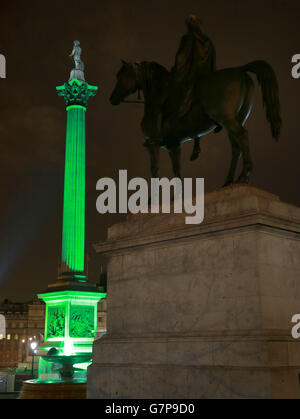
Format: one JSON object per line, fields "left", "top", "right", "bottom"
{"left": 30, "top": 341, "right": 37, "bottom": 377}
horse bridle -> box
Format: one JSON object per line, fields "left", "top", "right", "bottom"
{"left": 122, "top": 62, "right": 144, "bottom": 104}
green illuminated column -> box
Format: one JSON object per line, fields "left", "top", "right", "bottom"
{"left": 34, "top": 44, "right": 105, "bottom": 386}
{"left": 56, "top": 79, "right": 98, "bottom": 281}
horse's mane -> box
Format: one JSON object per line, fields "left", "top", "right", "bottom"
{"left": 137, "top": 61, "right": 169, "bottom": 105}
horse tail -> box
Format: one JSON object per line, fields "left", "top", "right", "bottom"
{"left": 241, "top": 60, "right": 281, "bottom": 141}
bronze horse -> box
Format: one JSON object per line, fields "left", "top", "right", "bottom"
{"left": 110, "top": 59, "right": 281, "bottom": 186}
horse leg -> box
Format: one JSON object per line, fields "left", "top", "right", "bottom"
{"left": 223, "top": 135, "right": 241, "bottom": 187}
{"left": 223, "top": 119, "right": 252, "bottom": 185}
{"left": 236, "top": 127, "right": 252, "bottom": 183}
{"left": 144, "top": 139, "right": 160, "bottom": 178}
{"left": 238, "top": 75, "right": 254, "bottom": 127}
{"left": 167, "top": 144, "right": 182, "bottom": 201}
{"left": 168, "top": 144, "right": 182, "bottom": 179}
{"left": 226, "top": 76, "right": 253, "bottom": 184}
{"left": 144, "top": 140, "right": 161, "bottom": 205}
{"left": 190, "top": 138, "right": 201, "bottom": 161}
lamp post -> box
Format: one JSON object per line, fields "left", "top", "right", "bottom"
{"left": 30, "top": 341, "right": 37, "bottom": 377}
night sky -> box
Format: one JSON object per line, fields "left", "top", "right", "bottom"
{"left": 0, "top": 0, "right": 299, "bottom": 301}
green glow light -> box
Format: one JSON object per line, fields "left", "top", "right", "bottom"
{"left": 66, "top": 105, "right": 87, "bottom": 111}
{"left": 63, "top": 336, "right": 75, "bottom": 356}
{"left": 56, "top": 79, "right": 98, "bottom": 275}
{"left": 38, "top": 290, "right": 106, "bottom": 342}
{"left": 38, "top": 289, "right": 106, "bottom": 381}
{"left": 34, "top": 77, "right": 101, "bottom": 385}
{"left": 61, "top": 105, "right": 86, "bottom": 273}
{"left": 69, "top": 78, "right": 84, "bottom": 85}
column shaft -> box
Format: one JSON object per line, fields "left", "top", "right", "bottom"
{"left": 61, "top": 105, "right": 86, "bottom": 274}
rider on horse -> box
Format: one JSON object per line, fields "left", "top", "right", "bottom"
{"left": 167, "top": 15, "right": 219, "bottom": 160}
{"left": 171, "top": 15, "right": 216, "bottom": 118}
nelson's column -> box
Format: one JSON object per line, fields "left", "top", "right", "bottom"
{"left": 21, "top": 41, "right": 106, "bottom": 399}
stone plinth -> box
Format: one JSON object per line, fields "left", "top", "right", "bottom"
{"left": 88, "top": 185, "right": 300, "bottom": 398}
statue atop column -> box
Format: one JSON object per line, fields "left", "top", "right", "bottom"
{"left": 69, "top": 40, "right": 85, "bottom": 82}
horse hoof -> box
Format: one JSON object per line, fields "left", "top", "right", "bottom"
{"left": 236, "top": 176, "right": 250, "bottom": 184}
{"left": 222, "top": 180, "right": 233, "bottom": 188}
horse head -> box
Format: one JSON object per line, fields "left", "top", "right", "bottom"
{"left": 110, "top": 60, "right": 139, "bottom": 105}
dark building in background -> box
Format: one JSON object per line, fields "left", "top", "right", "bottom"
{"left": 0, "top": 297, "right": 45, "bottom": 370}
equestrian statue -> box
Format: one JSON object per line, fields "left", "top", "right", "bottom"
{"left": 110, "top": 15, "right": 282, "bottom": 186}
